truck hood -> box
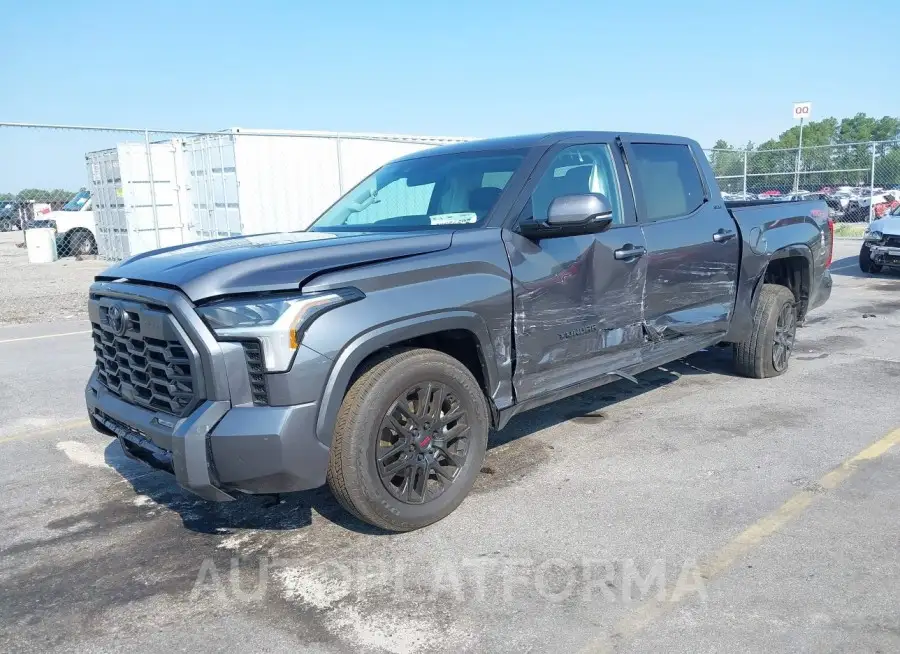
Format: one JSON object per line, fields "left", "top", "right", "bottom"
{"left": 97, "top": 230, "right": 454, "bottom": 302}
{"left": 869, "top": 214, "right": 900, "bottom": 236}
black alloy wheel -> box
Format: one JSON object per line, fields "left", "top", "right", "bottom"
{"left": 772, "top": 301, "right": 797, "bottom": 372}
{"left": 376, "top": 381, "right": 469, "bottom": 505}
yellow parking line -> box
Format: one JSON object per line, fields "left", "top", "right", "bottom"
{"left": 0, "top": 418, "right": 91, "bottom": 444}
{"left": 581, "top": 427, "right": 900, "bottom": 653}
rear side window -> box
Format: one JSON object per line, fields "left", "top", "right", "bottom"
{"left": 630, "top": 144, "right": 705, "bottom": 221}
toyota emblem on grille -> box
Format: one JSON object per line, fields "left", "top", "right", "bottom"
{"left": 107, "top": 303, "right": 128, "bottom": 335}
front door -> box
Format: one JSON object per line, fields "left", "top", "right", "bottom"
{"left": 502, "top": 142, "right": 647, "bottom": 402}
{"left": 622, "top": 140, "right": 740, "bottom": 338}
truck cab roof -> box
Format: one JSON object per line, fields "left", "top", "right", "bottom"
{"left": 391, "top": 131, "right": 702, "bottom": 161}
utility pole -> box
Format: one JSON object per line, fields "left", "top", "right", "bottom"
{"left": 793, "top": 118, "right": 804, "bottom": 192}
{"left": 791, "top": 102, "right": 812, "bottom": 192}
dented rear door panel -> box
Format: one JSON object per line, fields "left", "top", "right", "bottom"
{"left": 639, "top": 208, "right": 740, "bottom": 338}
{"left": 619, "top": 138, "right": 740, "bottom": 340}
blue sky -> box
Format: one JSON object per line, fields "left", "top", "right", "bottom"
{"left": 2, "top": 0, "right": 897, "bottom": 190}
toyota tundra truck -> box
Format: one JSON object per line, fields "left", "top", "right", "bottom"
{"left": 85, "top": 132, "right": 833, "bottom": 531}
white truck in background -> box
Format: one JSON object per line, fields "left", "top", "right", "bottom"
{"left": 34, "top": 190, "right": 98, "bottom": 256}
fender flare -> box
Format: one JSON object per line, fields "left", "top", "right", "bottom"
{"left": 749, "top": 243, "right": 814, "bottom": 314}
{"left": 315, "top": 311, "right": 501, "bottom": 447}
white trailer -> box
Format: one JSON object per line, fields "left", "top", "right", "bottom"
{"left": 86, "top": 140, "right": 190, "bottom": 260}
{"left": 181, "top": 129, "right": 469, "bottom": 240}
{"left": 86, "top": 129, "right": 470, "bottom": 260}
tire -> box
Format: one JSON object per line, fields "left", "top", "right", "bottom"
{"left": 859, "top": 245, "right": 882, "bottom": 274}
{"left": 733, "top": 284, "right": 798, "bottom": 379}
{"left": 326, "top": 347, "right": 489, "bottom": 532}
{"left": 66, "top": 230, "right": 97, "bottom": 257}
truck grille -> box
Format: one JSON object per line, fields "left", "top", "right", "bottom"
{"left": 883, "top": 235, "right": 900, "bottom": 248}
{"left": 90, "top": 297, "right": 200, "bottom": 416}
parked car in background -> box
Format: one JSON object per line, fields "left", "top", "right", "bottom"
{"left": 0, "top": 201, "right": 23, "bottom": 231}
{"left": 860, "top": 205, "right": 900, "bottom": 273}
{"left": 854, "top": 188, "right": 882, "bottom": 209}
{"left": 873, "top": 193, "right": 900, "bottom": 219}
{"left": 29, "top": 190, "right": 98, "bottom": 256}
{"left": 85, "top": 130, "right": 834, "bottom": 531}
{"left": 828, "top": 191, "right": 851, "bottom": 211}
{"left": 776, "top": 190, "right": 812, "bottom": 202}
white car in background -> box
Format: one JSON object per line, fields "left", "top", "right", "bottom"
{"left": 860, "top": 205, "right": 900, "bottom": 273}
{"left": 31, "top": 190, "right": 98, "bottom": 256}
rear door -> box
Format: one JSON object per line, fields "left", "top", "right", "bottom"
{"left": 620, "top": 139, "right": 740, "bottom": 338}
{"left": 502, "top": 140, "right": 648, "bottom": 402}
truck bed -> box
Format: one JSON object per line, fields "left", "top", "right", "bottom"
{"left": 721, "top": 197, "right": 833, "bottom": 343}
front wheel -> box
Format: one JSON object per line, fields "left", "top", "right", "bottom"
{"left": 326, "top": 348, "right": 489, "bottom": 532}
{"left": 859, "top": 245, "right": 882, "bottom": 274}
{"left": 733, "top": 284, "right": 798, "bottom": 379}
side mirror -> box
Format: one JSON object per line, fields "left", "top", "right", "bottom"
{"left": 518, "top": 193, "right": 614, "bottom": 239}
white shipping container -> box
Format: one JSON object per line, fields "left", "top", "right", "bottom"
{"left": 87, "top": 129, "right": 472, "bottom": 260}
{"left": 86, "top": 140, "right": 189, "bottom": 260}
{"left": 183, "top": 129, "right": 470, "bottom": 239}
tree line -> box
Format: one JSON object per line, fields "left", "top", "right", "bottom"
{"left": 708, "top": 113, "right": 900, "bottom": 192}
{"left": 0, "top": 188, "right": 81, "bottom": 203}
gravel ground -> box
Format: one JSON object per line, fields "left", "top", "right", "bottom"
{"left": 0, "top": 232, "right": 109, "bottom": 326}
{"left": 0, "top": 240, "right": 898, "bottom": 653}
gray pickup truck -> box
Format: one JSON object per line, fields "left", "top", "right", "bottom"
{"left": 85, "top": 132, "right": 833, "bottom": 531}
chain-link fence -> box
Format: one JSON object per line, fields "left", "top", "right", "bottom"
{"left": 705, "top": 140, "right": 900, "bottom": 222}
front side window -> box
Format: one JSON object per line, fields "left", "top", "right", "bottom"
{"left": 629, "top": 143, "right": 705, "bottom": 221}
{"left": 530, "top": 144, "right": 624, "bottom": 225}
{"left": 310, "top": 149, "right": 526, "bottom": 231}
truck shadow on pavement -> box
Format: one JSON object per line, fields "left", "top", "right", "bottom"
{"left": 103, "top": 441, "right": 385, "bottom": 535}
{"left": 104, "top": 346, "right": 736, "bottom": 536}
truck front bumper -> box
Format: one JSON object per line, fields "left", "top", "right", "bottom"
{"left": 867, "top": 243, "right": 900, "bottom": 267}
{"left": 84, "top": 281, "right": 334, "bottom": 502}
{"left": 87, "top": 371, "right": 331, "bottom": 501}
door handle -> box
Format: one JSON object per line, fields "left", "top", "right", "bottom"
{"left": 614, "top": 245, "right": 646, "bottom": 261}
{"left": 713, "top": 229, "right": 736, "bottom": 243}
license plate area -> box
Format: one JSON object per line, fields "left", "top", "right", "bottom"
{"left": 95, "top": 409, "right": 174, "bottom": 475}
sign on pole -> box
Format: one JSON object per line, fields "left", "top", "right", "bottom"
{"left": 793, "top": 101, "right": 812, "bottom": 120}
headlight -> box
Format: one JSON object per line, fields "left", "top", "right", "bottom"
{"left": 864, "top": 230, "right": 883, "bottom": 242}
{"left": 196, "top": 288, "right": 363, "bottom": 372}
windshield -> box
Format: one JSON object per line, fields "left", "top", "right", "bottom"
{"left": 62, "top": 190, "right": 90, "bottom": 211}
{"left": 309, "top": 149, "right": 526, "bottom": 232}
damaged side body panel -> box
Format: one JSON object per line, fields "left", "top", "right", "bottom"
{"left": 639, "top": 207, "right": 740, "bottom": 340}
{"left": 502, "top": 228, "right": 648, "bottom": 402}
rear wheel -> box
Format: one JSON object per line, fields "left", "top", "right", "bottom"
{"left": 859, "top": 245, "right": 882, "bottom": 274}
{"left": 326, "top": 348, "right": 489, "bottom": 532}
{"left": 66, "top": 229, "right": 97, "bottom": 257}
{"left": 733, "top": 284, "right": 797, "bottom": 379}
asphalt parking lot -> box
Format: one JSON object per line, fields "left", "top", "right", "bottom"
{"left": 1, "top": 239, "right": 898, "bottom": 653}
